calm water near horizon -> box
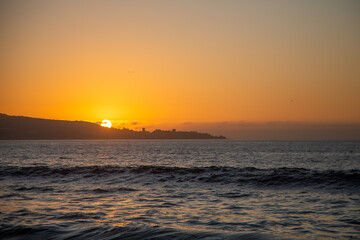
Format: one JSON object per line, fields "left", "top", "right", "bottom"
{"left": 0, "top": 140, "right": 359, "bottom": 239}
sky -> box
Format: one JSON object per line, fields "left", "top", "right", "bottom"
{"left": 0, "top": 0, "right": 359, "bottom": 139}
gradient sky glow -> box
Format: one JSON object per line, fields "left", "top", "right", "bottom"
{"left": 1, "top": 0, "right": 360, "bottom": 136}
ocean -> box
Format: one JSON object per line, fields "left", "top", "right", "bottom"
{"left": 0, "top": 140, "right": 359, "bottom": 239}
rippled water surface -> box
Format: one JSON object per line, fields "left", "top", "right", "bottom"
{"left": 0, "top": 140, "right": 359, "bottom": 239}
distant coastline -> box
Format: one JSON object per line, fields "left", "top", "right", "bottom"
{"left": 0, "top": 113, "right": 225, "bottom": 140}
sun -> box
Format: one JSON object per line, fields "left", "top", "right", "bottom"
{"left": 101, "top": 119, "right": 112, "bottom": 128}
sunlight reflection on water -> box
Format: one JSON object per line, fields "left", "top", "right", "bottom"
{"left": 0, "top": 140, "right": 359, "bottom": 239}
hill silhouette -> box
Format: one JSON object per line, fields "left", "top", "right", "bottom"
{"left": 0, "top": 114, "right": 225, "bottom": 140}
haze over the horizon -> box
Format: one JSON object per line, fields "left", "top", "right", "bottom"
{"left": 1, "top": 0, "right": 359, "bottom": 139}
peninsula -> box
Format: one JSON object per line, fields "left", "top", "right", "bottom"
{"left": 0, "top": 114, "right": 225, "bottom": 140}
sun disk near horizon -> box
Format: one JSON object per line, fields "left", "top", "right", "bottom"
{"left": 101, "top": 119, "right": 112, "bottom": 128}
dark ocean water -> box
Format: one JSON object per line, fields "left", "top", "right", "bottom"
{"left": 0, "top": 140, "right": 359, "bottom": 239}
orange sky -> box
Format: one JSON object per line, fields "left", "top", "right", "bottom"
{"left": 1, "top": 0, "right": 360, "bottom": 130}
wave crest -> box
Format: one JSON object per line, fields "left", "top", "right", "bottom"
{"left": 1, "top": 165, "right": 359, "bottom": 189}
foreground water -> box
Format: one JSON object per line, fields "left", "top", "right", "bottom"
{"left": 0, "top": 140, "right": 359, "bottom": 239}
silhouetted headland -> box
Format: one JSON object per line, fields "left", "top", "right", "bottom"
{"left": 0, "top": 113, "right": 225, "bottom": 140}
